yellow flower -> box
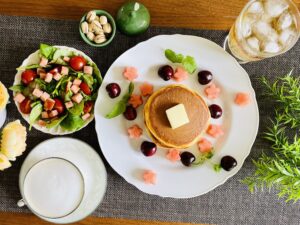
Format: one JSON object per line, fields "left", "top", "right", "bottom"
{"left": 1, "top": 120, "right": 27, "bottom": 161}
{"left": 0, "top": 81, "right": 9, "bottom": 110}
{"left": 0, "top": 153, "right": 11, "bottom": 171}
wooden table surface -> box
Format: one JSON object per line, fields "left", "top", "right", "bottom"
{"left": 0, "top": 0, "right": 300, "bottom": 225}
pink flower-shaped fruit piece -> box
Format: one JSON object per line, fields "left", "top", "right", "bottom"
{"left": 204, "top": 83, "right": 221, "bottom": 99}
{"left": 129, "top": 94, "right": 143, "bottom": 108}
{"left": 143, "top": 170, "right": 157, "bottom": 185}
{"left": 140, "top": 82, "right": 153, "bottom": 96}
{"left": 166, "top": 149, "right": 181, "bottom": 162}
{"left": 127, "top": 125, "right": 143, "bottom": 139}
{"left": 123, "top": 67, "right": 138, "bottom": 81}
{"left": 173, "top": 67, "right": 188, "bottom": 82}
{"left": 235, "top": 92, "right": 251, "bottom": 106}
{"left": 198, "top": 138, "right": 213, "bottom": 153}
{"left": 207, "top": 124, "right": 224, "bottom": 138}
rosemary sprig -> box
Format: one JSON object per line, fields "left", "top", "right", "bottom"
{"left": 243, "top": 72, "right": 300, "bottom": 202}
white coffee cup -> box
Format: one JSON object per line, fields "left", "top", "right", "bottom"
{"left": 18, "top": 157, "right": 85, "bottom": 219}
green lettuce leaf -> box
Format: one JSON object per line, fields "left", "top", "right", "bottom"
{"left": 29, "top": 102, "right": 43, "bottom": 130}
{"left": 68, "top": 101, "right": 84, "bottom": 116}
{"left": 40, "top": 43, "right": 57, "bottom": 60}
{"left": 16, "top": 64, "right": 40, "bottom": 71}
{"left": 9, "top": 84, "right": 25, "bottom": 92}
{"left": 60, "top": 114, "right": 85, "bottom": 131}
{"left": 46, "top": 114, "right": 68, "bottom": 129}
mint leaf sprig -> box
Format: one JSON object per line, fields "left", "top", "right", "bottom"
{"left": 243, "top": 72, "right": 300, "bottom": 202}
{"left": 164, "top": 49, "right": 197, "bottom": 74}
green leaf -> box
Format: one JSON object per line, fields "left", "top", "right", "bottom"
{"left": 9, "top": 84, "right": 25, "bottom": 92}
{"left": 182, "top": 55, "right": 197, "bottom": 74}
{"left": 68, "top": 101, "right": 84, "bottom": 116}
{"left": 213, "top": 164, "right": 222, "bottom": 172}
{"left": 82, "top": 74, "right": 94, "bottom": 87}
{"left": 40, "top": 43, "right": 57, "bottom": 60}
{"left": 34, "top": 78, "right": 47, "bottom": 90}
{"left": 29, "top": 102, "right": 43, "bottom": 130}
{"left": 92, "top": 63, "right": 102, "bottom": 83}
{"left": 52, "top": 48, "right": 72, "bottom": 61}
{"left": 192, "top": 152, "right": 214, "bottom": 166}
{"left": 46, "top": 113, "right": 68, "bottom": 129}
{"left": 165, "top": 49, "right": 183, "bottom": 63}
{"left": 16, "top": 64, "right": 40, "bottom": 71}
{"left": 60, "top": 114, "right": 85, "bottom": 131}
{"left": 106, "top": 82, "right": 134, "bottom": 119}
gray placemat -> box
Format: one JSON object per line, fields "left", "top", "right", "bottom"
{"left": 0, "top": 14, "right": 299, "bottom": 225}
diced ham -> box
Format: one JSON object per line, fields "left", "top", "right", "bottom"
{"left": 53, "top": 73, "right": 62, "bottom": 81}
{"left": 37, "top": 68, "right": 45, "bottom": 75}
{"left": 73, "top": 79, "right": 82, "bottom": 86}
{"left": 65, "top": 101, "right": 74, "bottom": 109}
{"left": 66, "top": 81, "right": 72, "bottom": 92}
{"left": 39, "top": 57, "right": 48, "bottom": 67}
{"left": 143, "top": 170, "right": 157, "bottom": 185}
{"left": 39, "top": 72, "right": 47, "bottom": 79}
{"left": 41, "top": 111, "right": 49, "bottom": 119}
{"left": 44, "top": 98, "right": 56, "bottom": 111}
{"left": 63, "top": 56, "right": 70, "bottom": 62}
{"left": 49, "top": 110, "right": 58, "bottom": 118}
{"left": 14, "top": 93, "right": 25, "bottom": 103}
{"left": 82, "top": 113, "right": 90, "bottom": 121}
{"left": 32, "top": 88, "right": 43, "bottom": 98}
{"left": 71, "top": 85, "right": 80, "bottom": 94}
{"left": 40, "top": 92, "right": 50, "bottom": 102}
{"left": 83, "top": 66, "right": 93, "bottom": 75}
{"left": 61, "top": 66, "right": 69, "bottom": 75}
{"left": 38, "top": 120, "right": 47, "bottom": 126}
{"left": 45, "top": 73, "right": 53, "bottom": 83}
{"left": 72, "top": 93, "right": 83, "bottom": 103}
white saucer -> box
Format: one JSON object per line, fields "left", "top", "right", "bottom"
{"left": 19, "top": 138, "right": 107, "bottom": 224}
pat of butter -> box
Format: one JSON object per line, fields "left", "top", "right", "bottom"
{"left": 166, "top": 104, "right": 190, "bottom": 129}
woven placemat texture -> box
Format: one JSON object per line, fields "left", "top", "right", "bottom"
{"left": 0, "top": 15, "right": 300, "bottom": 225}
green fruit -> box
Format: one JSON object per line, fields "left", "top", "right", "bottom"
{"left": 116, "top": 2, "right": 150, "bottom": 36}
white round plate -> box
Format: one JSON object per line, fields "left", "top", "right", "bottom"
{"left": 19, "top": 138, "right": 107, "bottom": 223}
{"left": 95, "top": 34, "right": 259, "bottom": 198}
{"left": 13, "top": 46, "right": 95, "bottom": 135}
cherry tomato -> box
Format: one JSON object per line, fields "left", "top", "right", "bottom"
{"left": 83, "top": 101, "right": 94, "bottom": 113}
{"left": 69, "top": 56, "right": 86, "bottom": 71}
{"left": 49, "top": 66, "right": 61, "bottom": 74}
{"left": 53, "top": 98, "right": 65, "bottom": 114}
{"left": 21, "top": 70, "right": 37, "bottom": 85}
{"left": 80, "top": 82, "right": 91, "bottom": 95}
{"left": 20, "top": 98, "right": 32, "bottom": 114}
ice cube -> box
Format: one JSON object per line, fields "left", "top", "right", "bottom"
{"left": 247, "top": 1, "right": 264, "bottom": 15}
{"left": 246, "top": 37, "right": 260, "bottom": 52}
{"left": 261, "top": 41, "right": 281, "bottom": 53}
{"left": 264, "top": 0, "right": 289, "bottom": 18}
{"left": 252, "top": 21, "right": 279, "bottom": 42}
{"left": 279, "top": 28, "right": 297, "bottom": 45}
{"left": 277, "top": 11, "right": 293, "bottom": 30}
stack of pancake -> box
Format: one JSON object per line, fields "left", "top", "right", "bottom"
{"left": 144, "top": 85, "right": 210, "bottom": 149}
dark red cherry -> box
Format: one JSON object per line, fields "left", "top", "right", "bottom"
{"left": 123, "top": 105, "right": 137, "bottom": 120}
{"left": 209, "top": 104, "right": 223, "bottom": 119}
{"left": 106, "top": 83, "right": 121, "bottom": 98}
{"left": 198, "top": 70, "right": 213, "bottom": 85}
{"left": 141, "top": 141, "right": 157, "bottom": 157}
{"left": 158, "top": 65, "right": 174, "bottom": 81}
{"left": 180, "top": 152, "right": 196, "bottom": 167}
{"left": 221, "top": 156, "right": 237, "bottom": 171}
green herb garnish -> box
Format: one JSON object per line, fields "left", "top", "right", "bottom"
{"left": 16, "top": 64, "right": 41, "bottom": 71}
{"left": 192, "top": 152, "right": 214, "bottom": 166}
{"left": 243, "top": 72, "right": 300, "bottom": 202}
{"left": 106, "top": 82, "right": 134, "bottom": 119}
{"left": 213, "top": 164, "right": 222, "bottom": 172}
{"left": 9, "top": 84, "right": 25, "bottom": 92}
{"left": 164, "top": 49, "right": 197, "bottom": 74}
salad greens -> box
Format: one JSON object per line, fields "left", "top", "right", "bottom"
{"left": 164, "top": 49, "right": 197, "bottom": 74}
{"left": 243, "top": 72, "right": 300, "bottom": 202}
{"left": 106, "top": 82, "right": 134, "bottom": 119}
{"left": 11, "top": 43, "right": 102, "bottom": 133}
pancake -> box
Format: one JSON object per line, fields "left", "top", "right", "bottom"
{"left": 144, "top": 85, "right": 210, "bottom": 149}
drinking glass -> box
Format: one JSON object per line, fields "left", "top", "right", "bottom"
{"left": 224, "top": 0, "right": 300, "bottom": 63}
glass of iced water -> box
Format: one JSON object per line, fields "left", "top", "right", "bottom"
{"left": 224, "top": 0, "right": 300, "bottom": 63}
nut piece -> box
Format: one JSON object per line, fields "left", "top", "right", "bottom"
{"left": 94, "top": 27, "right": 104, "bottom": 35}
{"left": 81, "top": 21, "right": 89, "bottom": 34}
{"left": 87, "top": 32, "right": 95, "bottom": 41}
{"left": 103, "top": 23, "right": 112, "bottom": 34}
{"left": 88, "top": 23, "right": 94, "bottom": 32}
{"left": 94, "top": 34, "right": 106, "bottom": 44}
{"left": 99, "top": 15, "right": 108, "bottom": 25}
{"left": 86, "top": 11, "right": 96, "bottom": 22}
{"left": 92, "top": 20, "right": 102, "bottom": 29}
{"left": 94, "top": 15, "right": 100, "bottom": 22}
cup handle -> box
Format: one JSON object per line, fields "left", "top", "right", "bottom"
{"left": 17, "top": 199, "right": 26, "bottom": 207}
